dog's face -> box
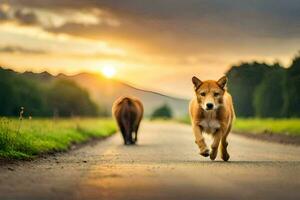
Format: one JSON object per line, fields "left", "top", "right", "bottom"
{"left": 192, "top": 76, "right": 227, "bottom": 111}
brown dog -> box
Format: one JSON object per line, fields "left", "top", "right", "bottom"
{"left": 112, "top": 96, "right": 144, "bottom": 145}
{"left": 189, "top": 76, "right": 235, "bottom": 161}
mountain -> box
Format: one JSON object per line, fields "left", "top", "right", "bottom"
{"left": 0, "top": 66, "right": 189, "bottom": 117}
{"left": 0, "top": 67, "right": 188, "bottom": 117}
{"left": 60, "top": 73, "right": 189, "bottom": 117}
{"left": 0, "top": 67, "right": 98, "bottom": 117}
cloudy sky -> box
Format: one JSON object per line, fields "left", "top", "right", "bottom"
{"left": 0, "top": 0, "right": 299, "bottom": 97}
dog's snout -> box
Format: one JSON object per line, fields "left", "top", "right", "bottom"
{"left": 206, "top": 103, "right": 214, "bottom": 110}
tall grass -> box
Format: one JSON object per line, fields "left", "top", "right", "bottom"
{"left": 0, "top": 118, "right": 116, "bottom": 159}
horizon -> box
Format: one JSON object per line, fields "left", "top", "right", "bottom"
{"left": 1, "top": 51, "right": 298, "bottom": 99}
{"left": 0, "top": 65, "right": 191, "bottom": 100}
{"left": 0, "top": 0, "right": 300, "bottom": 97}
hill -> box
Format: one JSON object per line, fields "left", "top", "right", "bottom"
{"left": 62, "top": 73, "right": 189, "bottom": 117}
{"left": 0, "top": 67, "right": 189, "bottom": 117}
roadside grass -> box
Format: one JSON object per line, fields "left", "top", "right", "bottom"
{"left": 233, "top": 118, "right": 300, "bottom": 136}
{"left": 0, "top": 118, "right": 116, "bottom": 160}
{"left": 177, "top": 116, "right": 300, "bottom": 136}
{"left": 177, "top": 117, "right": 190, "bottom": 125}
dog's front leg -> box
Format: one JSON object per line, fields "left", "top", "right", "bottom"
{"left": 192, "top": 124, "right": 209, "bottom": 157}
{"left": 221, "top": 125, "right": 231, "bottom": 161}
{"left": 210, "top": 130, "right": 222, "bottom": 160}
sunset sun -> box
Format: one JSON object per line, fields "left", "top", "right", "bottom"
{"left": 101, "top": 66, "right": 116, "bottom": 78}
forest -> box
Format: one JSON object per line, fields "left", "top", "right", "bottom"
{"left": 0, "top": 68, "right": 99, "bottom": 117}
{"left": 227, "top": 53, "right": 300, "bottom": 118}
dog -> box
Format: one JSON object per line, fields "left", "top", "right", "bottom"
{"left": 112, "top": 96, "right": 144, "bottom": 145}
{"left": 189, "top": 76, "right": 235, "bottom": 161}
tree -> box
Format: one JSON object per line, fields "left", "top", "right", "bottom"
{"left": 226, "top": 62, "right": 275, "bottom": 117}
{"left": 0, "top": 67, "right": 100, "bottom": 117}
{"left": 47, "top": 79, "right": 99, "bottom": 117}
{"left": 151, "top": 104, "right": 173, "bottom": 119}
{"left": 0, "top": 68, "right": 45, "bottom": 116}
{"left": 254, "top": 67, "right": 286, "bottom": 118}
{"left": 285, "top": 53, "right": 300, "bottom": 117}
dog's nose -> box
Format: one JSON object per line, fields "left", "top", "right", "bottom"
{"left": 206, "top": 103, "right": 214, "bottom": 110}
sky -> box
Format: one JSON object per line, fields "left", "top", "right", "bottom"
{"left": 0, "top": 0, "right": 299, "bottom": 97}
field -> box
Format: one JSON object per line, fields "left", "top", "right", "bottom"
{"left": 233, "top": 118, "right": 300, "bottom": 136}
{"left": 0, "top": 118, "right": 117, "bottom": 159}
{"left": 178, "top": 117, "right": 300, "bottom": 136}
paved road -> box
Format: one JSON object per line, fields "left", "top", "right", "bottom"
{"left": 1, "top": 122, "right": 300, "bottom": 200}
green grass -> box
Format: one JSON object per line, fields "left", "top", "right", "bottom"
{"left": 0, "top": 118, "right": 116, "bottom": 159}
{"left": 177, "top": 117, "right": 191, "bottom": 124}
{"left": 178, "top": 116, "right": 300, "bottom": 136}
{"left": 233, "top": 118, "right": 300, "bottom": 136}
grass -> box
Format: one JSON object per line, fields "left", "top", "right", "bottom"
{"left": 233, "top": 118, "right": 300, "bottom": 136}
{"left": 178, "top": 116, "right": 300, "bottom": 136}
{"left": 0, "top": 118, "right": 116, "bottom": 160}
{"left": 177, "top": 117, "right": 191, "bottom": 124}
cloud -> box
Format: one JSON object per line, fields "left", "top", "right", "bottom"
{"left": 6, "top": 0, "right": 300, "bottom": 36}
{"left": 0, "top": 3, "right": 40, "bottom": 25}
{"left": 0, "top": 22, "right": 126, "bottom": 57}
{"left": 0, "top": 45, "right": 46, "bottom": 54}
{"left": 2, "top": 2, "right": 300, "bottom": 67}
{"left": 14, "top": 9, "right": 38, "bottom": 25}
{"left": 0, "top": 10, "right": 9, "bottom": 20}
{"left": 2, "top": 2, "right": 120, "bottom": 28}
{"left": 0, "top": 3, "right": 10, "bottom": 21}
{"left": 4, "top": 1, "right": 300, "bottom": 46}
{"left": 0, "top": 44, "right": 129, "bottom": 65}
{"left": 4, "top": 0, "right": 298, "bottom": 60}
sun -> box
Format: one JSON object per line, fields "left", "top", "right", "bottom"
{"left": 101, "top": 66, "right": 116, "bottom": 78}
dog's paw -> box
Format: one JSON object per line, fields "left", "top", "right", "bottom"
{"left": 199, "top": 149, "right": 210, "bottom": 157}
{"left": 210, "top": 148, "right": 218, "bottom": 160}
{"left": 221, "top": 153, "right": 230, "bottom": 162}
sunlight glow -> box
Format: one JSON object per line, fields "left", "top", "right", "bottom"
{"left": 101, "top": 66, "right": 116, "bottom": 78}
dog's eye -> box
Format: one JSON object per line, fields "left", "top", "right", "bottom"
{"left": 200, "top": 92, "right": 206, "bottom": 97}
{"left": 214, "top": 92, "right": 219, "bottom": 97}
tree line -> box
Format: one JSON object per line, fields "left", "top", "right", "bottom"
{"left": 0, "top": 68, "right": 100, "bottom": 117}
{"left": 226, "top": 52, "right": 300, "bottom": 118}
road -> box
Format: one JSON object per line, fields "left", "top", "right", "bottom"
{"left": 1, "top": 122, "right": 300, "bottom": 200}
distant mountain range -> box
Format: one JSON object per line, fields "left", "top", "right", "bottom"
{"left": 2, "top": 67, "right": 189, "bottom": 117}
{"left": 62, "top": 73, "right": 189, "bottom": 117}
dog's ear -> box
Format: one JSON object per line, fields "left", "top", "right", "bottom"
{"left": 192, "top": 76, "right": 202, "bottom": 90}
{"left": 217, "top": 76, "right": 227, "bottom": 89}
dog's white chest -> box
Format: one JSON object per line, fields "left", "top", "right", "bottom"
{"left": 199, "top": 119, "right": 220, "bottom": 134}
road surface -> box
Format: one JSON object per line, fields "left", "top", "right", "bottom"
{"left": 1, "top": 122, "right": 300, "bottom": 200}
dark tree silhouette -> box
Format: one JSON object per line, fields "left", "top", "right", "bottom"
{"left": 254, "top": 66, "right": 286, "bottom": 118}
{"left": 151, "top": 104, "right": 173, "bottom": 119}
{"left": 285, "top": 54, "right": 300, "bottom": 117}
{"left": 226, "top": 62, "right": 272, "bottom": 117}
{"left": 226, "top": 52, "right": 300, "bottom": 118}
